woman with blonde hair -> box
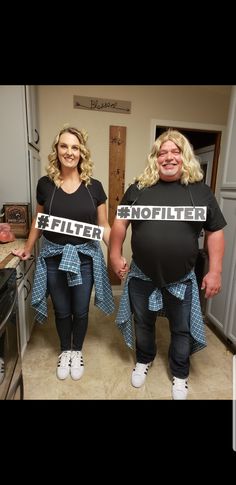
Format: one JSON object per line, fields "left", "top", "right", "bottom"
{"left": 13, "top": 126, "right": 114, "bottom": 381}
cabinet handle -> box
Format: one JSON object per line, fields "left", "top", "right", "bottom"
{"left": 24, "top": 284, "right": 29, "bottom": 300}
{"left": 16, "top": 272, "right": 24, "bottom": 282}
{"left": 34, "top": 129, "right": 39, "bottom": 145}
{"left": 26, "top": 278, "right": 32, "bottom": 293}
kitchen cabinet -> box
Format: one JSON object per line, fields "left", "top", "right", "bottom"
{"left": 221, "top": 86, "right": 236, "bottom": 189}
{"left": 0, "top": 85, "right": 41, "bottom": 220}
{"left": 29, "top": 146, "right": 41, "bottom": 217}
{"left": 16, "top": 256, "right": 36, "bottom": 357}
{"left": 25, "top": 85, "right": 40, "bottom": 151}
{"left": 206, "top": 192, "right": 236, "bottom": 344}
{"left": 206, "top": 85, "right": 236, "bottom": 347}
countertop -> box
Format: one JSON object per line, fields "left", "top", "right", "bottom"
{"left": 0, "top": 239, "right": 26, "bottom": 268}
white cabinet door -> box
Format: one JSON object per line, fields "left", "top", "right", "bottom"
{"left": 226, "top": 259, "right": 236, "bottom": 344}
{"left": 206, "top": 192, "right": 236, "bottom": 341}
{"left": 0, "top": 86, "right": 29, "bottom": 210}
{"left": 28, "top": 147, "right": 41, "bottom": 218}
{"left": 221, "top": 86, "right": 236, "bottom": 189}
{"left": 25, "top": 85, "right": 40, "bottom": 151}
{"left": 0, "top": 85, "right": 41, "bottom": 220}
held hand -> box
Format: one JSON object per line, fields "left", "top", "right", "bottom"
{"left": 201, "top": 271, "right": 222, "bottom": 299}
{"left": 11, "top": 248, "right": 32, "bottom": 261}
{"left": 110, "top": 255, "right": 130, "bottom": 280}
{"left": 119, "top": 257, "right": 129, "bottom": 280}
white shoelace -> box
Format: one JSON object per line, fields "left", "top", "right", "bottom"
{"left": 58, "top": 351, "right": 71, "bottom": 368}
{"left": 71, "top": 351, "right": 83, "bottom": 369}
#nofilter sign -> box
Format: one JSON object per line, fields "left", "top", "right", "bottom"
{"left": 116, "top": 205, "right": 207, "bottom": 221}
{"left": 35, "top": 213, "right": 104, "bottom": 241}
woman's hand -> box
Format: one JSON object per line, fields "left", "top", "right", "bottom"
{"left": 12, "top": 247, "right": 32, "bottom": 261}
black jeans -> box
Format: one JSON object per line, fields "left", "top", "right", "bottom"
{"left": 129, "top": 278, "right": 192, "bottom": 378}
{"left": 46, "top": 253, "right": 94, "bottom": 352}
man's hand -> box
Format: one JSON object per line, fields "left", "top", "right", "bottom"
{"left": 201, "top": 271, "right": 222, "bottom": 298}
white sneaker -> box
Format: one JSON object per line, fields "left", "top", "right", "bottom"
{"left": 0, "top": 357, "right": 5, "bottom": 385}
{"left": 131, "top": 362, "right": 152, "bottom": 388}
{"left": 70, "top": 351, "right": 84, "bottom": 380}
{"left": 57, "top": 351, "right": 71, "bottom": 380}
{"left": 172, "top": 376, "right": 188, "bottom": 400}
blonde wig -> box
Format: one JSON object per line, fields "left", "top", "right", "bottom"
{"left": 47, "top": 126, "right": 94, "bottom": 187}
{"left": 135, "top": 129, "right": 204, "bottom": 189}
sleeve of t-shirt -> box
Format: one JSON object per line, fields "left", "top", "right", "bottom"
{"left": 90, "top": 179, "right": 107, "bottom": 206}
{"left": 203, "top": 191, "right": 227, "bottom": 231}
{"left": 120, "top": 184, "right": 140, "bottom": 205}
{"left": 36, "top": 176, "right": 47, "bottom": 205}
{"left": 36, "top": 176, "right": 53, "bottom": 206}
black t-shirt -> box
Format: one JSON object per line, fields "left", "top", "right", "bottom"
{"left": 36, "top": 176, "right": 107, "bottom": 245}
{"left": 120, "top": 180, "right": 227, "bottom": 287}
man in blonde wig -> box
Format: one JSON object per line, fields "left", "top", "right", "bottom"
{"left": 110, "top": 129, "right": 226, "bottom": 399}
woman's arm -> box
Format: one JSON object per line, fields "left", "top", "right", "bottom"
{"left": 12, "top": 203, "right": 44, "bottom": 260}
{"left": 97, "top": 202, "right": 111, "bottom": 247}
{"left": 109, "top": 218, "right": 130, "bottom": 279}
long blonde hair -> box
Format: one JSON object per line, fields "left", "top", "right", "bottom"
{"left": 136, "top": 129, "right": 204, "bottom": 188}
{"left": 47, "top": 126, "right": 94, "bottom": 187}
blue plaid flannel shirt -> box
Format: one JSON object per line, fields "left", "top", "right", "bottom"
{"left": 116, "top": 261, "right": 206, "bottom": 354}
{"left": 32, "top": 237, "right": 115, "bottom": 322}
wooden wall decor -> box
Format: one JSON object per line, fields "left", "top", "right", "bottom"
{"left": 108, "top": 126, "right": 126, "bottom": 285}
{"left": 74, "top": 96, "right": 131, "bottom": 114}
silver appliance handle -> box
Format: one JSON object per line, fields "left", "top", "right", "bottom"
{"left": 0, "top": 291, "right": 17, "bottom": 332}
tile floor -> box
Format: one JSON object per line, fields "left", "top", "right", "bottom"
{"left": 22, "top": 296, "right": 234, "bottom": 400}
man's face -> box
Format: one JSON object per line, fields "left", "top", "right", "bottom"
{"left": 157, "top": 140, "right": 183, "bottom": 182}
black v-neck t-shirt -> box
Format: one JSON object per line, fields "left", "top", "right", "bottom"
{"left": 36, "top": 176, "right": 107, "bottom": 245}
{"left": 120, "top": 180, "right": 227, "bottom": 287}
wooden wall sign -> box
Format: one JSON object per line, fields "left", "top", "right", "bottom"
{"left": 74, "top": 96, "right": 131, "bottom": 114}
{"left": 108, "top": 126, "right": 126, "bottom": 285}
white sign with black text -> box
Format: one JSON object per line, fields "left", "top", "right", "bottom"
{"left": 116, "top": 205, "right": 207, "bottom": 221}
{"left": 35, "top": 213, "right": 104, "bottom": 241}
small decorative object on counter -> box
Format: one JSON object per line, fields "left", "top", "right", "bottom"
{"left": 3, "top": 203, "right": 31, "bottom": 238}
{"left": 0, "top": 223, "right": 15, "bottom": 243}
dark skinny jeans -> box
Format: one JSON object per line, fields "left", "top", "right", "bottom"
{"left": 46, "top": 253, "right": 94, "bottom": 352}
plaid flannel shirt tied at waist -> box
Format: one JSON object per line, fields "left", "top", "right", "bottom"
{"left": 116, "top": 260, "right": 206, "bottom": 354}
{"left": 32, "top": 238, "right": 115, "bottom": 322}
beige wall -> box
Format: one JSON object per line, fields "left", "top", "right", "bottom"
{"left": 38, "top": 85, "right": 231, "bottom": 267}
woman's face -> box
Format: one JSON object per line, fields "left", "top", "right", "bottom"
{"left": 157, "top": 140, "right": 183, "bottom": 181}
{"left": 57, "top": 133, "right": 81, "bottom": 170}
